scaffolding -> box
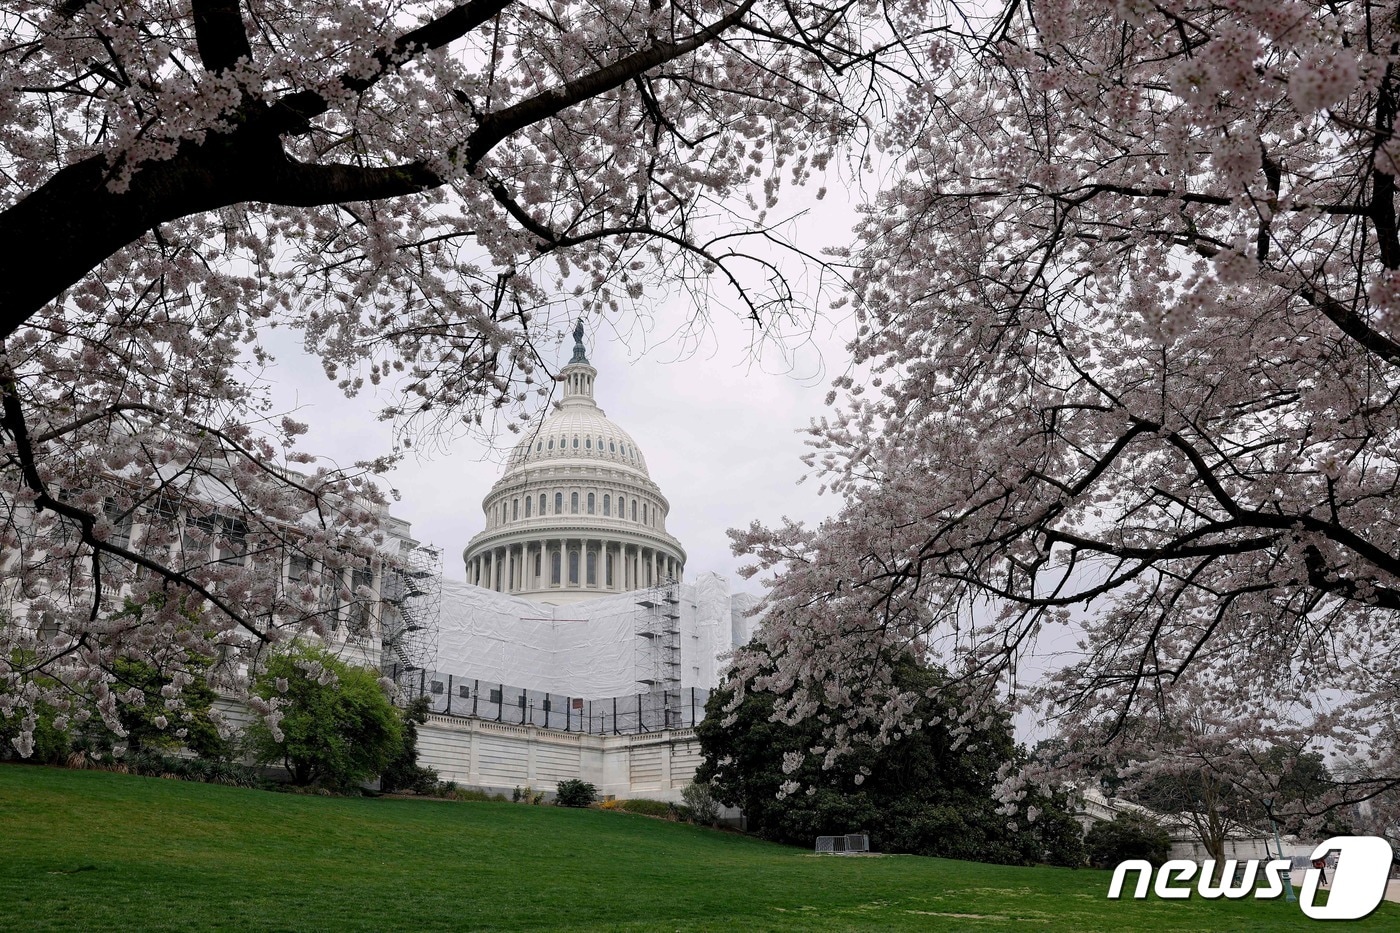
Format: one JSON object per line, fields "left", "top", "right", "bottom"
{"left": 635, "top": 577, "right": 683, "bottom": 729}
{"left": 380, "top": 541, "right": 442, "bottom": 694}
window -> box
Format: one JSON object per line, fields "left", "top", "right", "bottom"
{"left": 490, "top": 688, "right": 503, "bottom": 704}
{"left": 609, "top": 441, "right": 615, "bottom": 452}
{"left": 585, "top": 437, "right": 591, "bottom": 449}
{"left": 548, "top": 438, "right": 554, "bottom": 449}
{"left": 586, "top": 551, "right": 596, "bottom": 585}
{"left": 518, "top": 694, "right": 527, "bottom": 709}
{"left": 348, "top": 566, "right": 374, "bottom": 635}
{"left": 551, "top": 551, "right": 561, "bottom": 585}
{"left": 542, "top": 698, "right": 552, "bottom": 712}
{"left": 512, "top": 499, "right": 519, "bottom": 520}
{"left": 603, "top": 494, "right": 610, "bottom": 516}
{"left": 571, "top": 492, "right": 579, "bottom": 513}
{"left": 569, "top": 550, "right": 579, "bottom": 585}
{"left": 458, "top": 684, "right": 471, "bottom": 699}
{"left": 539, "top": 494, "right": 546, "bottom": 514}
{"left": 102, "top": 498, "right": 134, "bottom": 549}
{"left": 536, "top": 441, "right": 542, "bottom": 452}
{"left": 643, "top": 503, "right": 648, "bottom": 525}
{"left": 215, "top": 515, "right": 248, "bottom": 565}
{"left": 535, "top": 552, "right": 542, "bottom": 577}
{"left": 587, "top": 493, "right": 595, "bottom": 514}
{"left": 524, "top": 497, "right": 532, "bottom": 518}
{"left": 572, "top": 436, "right": 579, "bottom": 448}
{"left": 555, "top": 492, "right": 563, "bottom": 513}
{"left": 606, "top": 554, "right": 614, "bottom": 587}
{"left": 431, "top": 681, "right": 444, "bottom": 695}
{"left": 288, "top": 553, "right": 313, "bottom": 582}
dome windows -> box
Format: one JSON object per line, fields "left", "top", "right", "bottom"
{"left": 571, "top": 492, "right": 579, "bottom": 513}
{"left": 609, "top": 441, "right": 615, "bottom": 452}
{"left": 524, "top": 497, "right": 532, "bottom": 518}
{"left": 555, "top": 492, "right": 563, "bottom": 514}
{"left": 587, "top": 493, "right": 595, "bottom": 514}
{"left": 603, "top": 494, "right": 611, "bottom": 516}
{"left": 585, "top": 437, "right": 591, "bottom": 449}
{"left": 572, "top": 436, "right": 579, "bottom": 449}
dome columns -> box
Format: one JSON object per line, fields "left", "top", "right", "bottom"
{"left": 465, "top": 536, "right": 682, "bottom": 600}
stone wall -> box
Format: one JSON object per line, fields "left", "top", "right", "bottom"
{"left": 417, "top": 713, "right": 705, "bottom": 800}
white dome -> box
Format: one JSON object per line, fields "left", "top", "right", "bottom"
{"left": 505, "top": 402, "right": 650, "bottom": 478}
{"left": 462, "top": 329, "right": 685, "bottom": 605}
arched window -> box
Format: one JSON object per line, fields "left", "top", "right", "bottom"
{"left": 585, "top": 437, "right": 591, "bottom": 449}
{"left": 605, "top": 554, "right": 614, "bottom": 587}
{"left": 603, "top": 494, "right": 610, "bottom": 516}
{"left": 569, "top": 551, "right": 579, "bottom": 585}
{"left": 536, "top": 442, "right": 542, "bottom": 452}
{"left": 609, "top": 441, "right": 615, "bottom": 453}
{"left": 631, "top": 500, "right": 637, "bottom": 521}
{"left": 643, "top": 503, "right": 648, "bottom": 525}
{"left": 555, "top": 492, "right": 563, "bottom": 514}
{"left": 586, "top": 551, "right": 597, "bottom": 585}
{"left": 572, "top": 436, "right": 579, "bottom": 449}
{"left": 587, "top": 493, "right": 595, "bottom": 514}
{"left": 535, "top": 552, "right": 542, "bottom": 577}
{"left": 548, "top": 438, "right": 554, "bottom": 450}
{"left": 512, "top": 499, "right": 519, "bottom": 520}
{"left": 571, "top": 492, "right": 579, "bottom": 513}
{"left": 551, "top": 551, "right": 561, "bottom": 585}
{"left": 538, "top": 494, "right": 546, "bottom": 515}
{"left": 524, "top": 497, "right": 532, "bottom": 518}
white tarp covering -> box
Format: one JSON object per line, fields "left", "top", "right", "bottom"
{"left": 434, "top": 572, "right": 747, "bottom": 700}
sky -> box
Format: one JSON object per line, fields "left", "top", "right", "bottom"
{"left": 258, "top": 279, "right": 857, "bottom": 592}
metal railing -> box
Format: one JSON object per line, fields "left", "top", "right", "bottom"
{"left": 391, "top": 668, "right": 710, "bottom": 735}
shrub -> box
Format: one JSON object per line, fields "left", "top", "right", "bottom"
{"left": 1084, "top": 812, "right": 1173, "bottom": 869}
{"left": 554, "top": 779, "right": 597, "bottom": 807}
{"left": 680, "top": 781, "right": 721, "bottom": 826}
{"left": 380, "top": 696, "right": 439, "bottom": 794}
{"left": 614, "top": 798, "right": 673, "bottom": 817}
{"left": 0, "top": 700, "right": 71, "bottom": 765}
{"left": 245, "top": 643, "right": 403, "bottom": 790}
{"left": 513, "top": 784, "right": 544, "bottom": 804}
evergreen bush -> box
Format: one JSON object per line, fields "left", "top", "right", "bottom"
{"left": 1084, "top": 813, "right": 1172, "bottom": 869}
{"left": 554, "top": 779, "right": 597, "bottom": 807}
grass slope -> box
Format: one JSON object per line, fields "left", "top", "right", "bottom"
{"left": 1, "top": 764, "right": 1396, "bottom": 932}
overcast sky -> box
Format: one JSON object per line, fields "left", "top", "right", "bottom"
{"left": 259, "top": 287, "right": 856, "bottom": 593}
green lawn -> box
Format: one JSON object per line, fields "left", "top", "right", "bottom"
{"left": 0, "top": 764, "right": 1395, "bottom": 932}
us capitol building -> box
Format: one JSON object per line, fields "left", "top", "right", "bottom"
{"left": 423, "top": 324, "right": 758, "bottom": 725}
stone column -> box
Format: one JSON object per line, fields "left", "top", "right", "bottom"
{"left": 650, "top": 549, "right": 657, "bottom": 588}
{"left": 488, "top": 549, "right": 497, "bottom": 592}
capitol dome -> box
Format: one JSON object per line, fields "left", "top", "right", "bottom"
{"left": 462, "top": 325, "right": 687, "bottom": 604}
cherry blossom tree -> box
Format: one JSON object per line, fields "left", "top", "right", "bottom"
{"left": 0, "top": 0, "right": 944, "bottom": 755}
{"left": 730, "top": 0, "right": 1400, "bottom": 826}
